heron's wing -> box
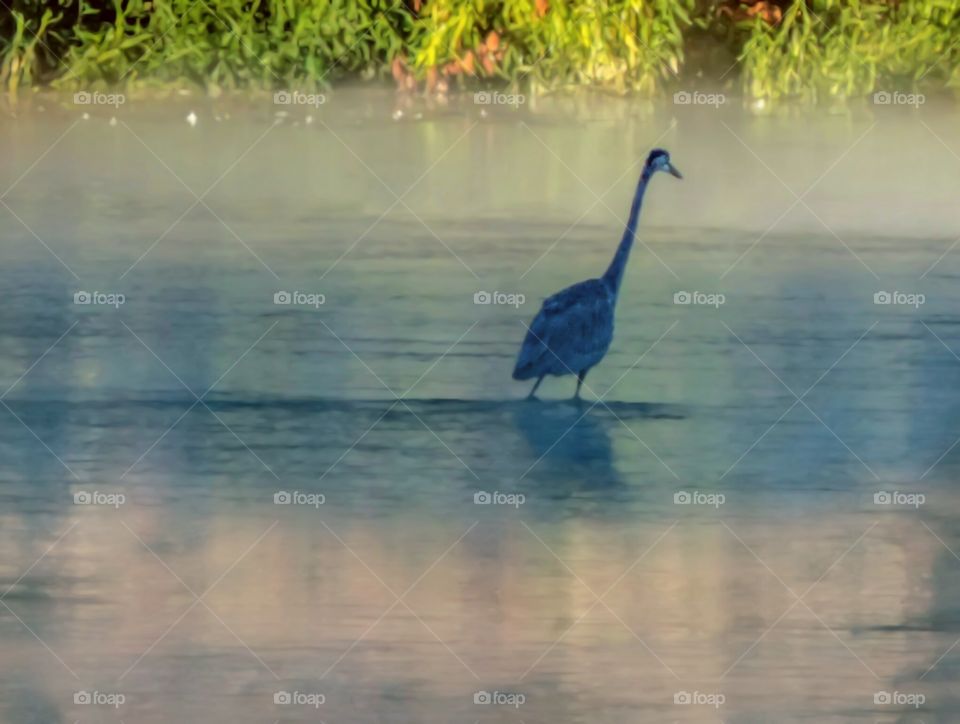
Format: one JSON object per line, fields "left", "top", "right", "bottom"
{"left": 513, "top": 279, "right": 612, "bottom": 379}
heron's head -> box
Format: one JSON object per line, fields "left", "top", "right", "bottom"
{"left": 645, "top": 148, "right": 682, "bottom": 179}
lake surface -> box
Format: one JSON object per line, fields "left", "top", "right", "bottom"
{"left": 1, "top": 89, "right": 960, "bottom": 722}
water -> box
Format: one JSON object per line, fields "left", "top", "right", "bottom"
{"left": 2, "top": 90, "right": 960, "bottom": 722}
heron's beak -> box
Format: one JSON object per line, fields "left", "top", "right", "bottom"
{"left": 667, "top": 163, "right": 683, "bottom": 179}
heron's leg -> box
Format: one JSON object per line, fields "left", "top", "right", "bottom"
{"left": 527, "top": 375, "right": 545, "bottom": 399}
{"left": 574, "top": 369, "right": 588, "bottom": 399}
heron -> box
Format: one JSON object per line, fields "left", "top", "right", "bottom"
{"left": 512, "top": 148, "right": 682, "bottom": 399}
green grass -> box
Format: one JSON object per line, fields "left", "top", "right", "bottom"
{"left": 738, "top": 0, "right": 960, "bottom": 101}
{"left": 2, "top": 0, "right": 960, "bottom": 101}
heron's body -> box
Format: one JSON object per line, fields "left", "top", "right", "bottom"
{"left": 513, "top": 277, "right": 615, "bottom": 381}
{"left": 513, "top": 149, "right": 681, "bottom": 398}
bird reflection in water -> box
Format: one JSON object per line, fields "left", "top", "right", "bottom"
{"left": 512, "top": 401, "right": 623, "bottom": 496}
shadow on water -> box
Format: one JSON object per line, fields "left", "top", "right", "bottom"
{"left": 0, "top": 395, "right": 686, "bottom": 520}
{"left": 507, "top": 398, "right": 684, "bottom": 499}
{"left": 513, "top": 400, "right": 622, "bottom": 494}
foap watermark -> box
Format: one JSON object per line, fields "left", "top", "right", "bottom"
{"left": 473, "top": 91, "right": 525, "bottom": 107}
{"left": 474, "top": 290, "right": 525, "bottom": 308}
{"left": 474, "top": 691, "right": 526, "bottom": 708}
{"left": 274, "top": 490, "right": 325, "bottom": 508}
{"left": 74, "top": 291, "right": 125, "bottom": 308}
{"left": 74, "top": 691, "right": 125, "bottom": 708}
{"left": 273, "top": 691, "right": 325, "bottom": 708}
{"left": 273, "top": 90, "right": 326, "bottom": 108}
{"left": 874, "top": 691, "right": 925, "bottom": 708}
{"left": 474, "top": 490, "right": 525, "bottom": 508}
{"left": 73, "top": 91, "right": 125, "bottom": 108}
{"left": 874, "top": 291, "right": 924, "bottom": 308}
{"left": 674, "top": 290, "right": 725, "bottom": 308}
{"left": 673, "top": 90, "right": 726, "bottom": 108}
{"left": 874, "top": 491, "right": 925, "bottom": 508}
{"left": 674, "top": 690, "right": 725, "bottom": 708}
{"left": 74, "top": 491, "right": 126, "bottom": 509}
{"left": 873, "top": 91, "right": 925, "bottom": 108}
{"left": 274, "top": 290, "right": 325, "bottom": 308}
{"left": 674, "top": 490, "right": 725, "bottom": 508}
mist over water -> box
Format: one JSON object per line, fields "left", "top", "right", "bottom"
{"left": 2, "top": 90, "right": 960, "bottom": 722}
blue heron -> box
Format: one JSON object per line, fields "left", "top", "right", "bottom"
{"left": 513, "top": 148, "right": 682, "bottom": 399}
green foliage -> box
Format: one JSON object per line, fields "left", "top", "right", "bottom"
{"left": 1, "top": 4, "right": 60, "bottom": 94}
{"left": 410, "top": 0, "right": 693, "bottom": 93}
{"left": 3, "top": 0, "right": 960, "bottom": 101}
{"left": 3, "top": 0, "right": 412, "bottom": 92}
{"left": 737, "top": 0, "right": 960, "bottom": 101}
{"left": 0, "top": 0, "right": 696, "bottom": 94}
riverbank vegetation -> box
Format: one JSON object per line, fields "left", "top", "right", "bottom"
{"left": 2, "top": 0, "right": 959, "bottom": 101}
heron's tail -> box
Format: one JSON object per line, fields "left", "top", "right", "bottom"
{"left": 513, "top": 326, "right": 546, "bottom": 380}
{"left": 512, "top": 366, "right": 529, "bottom": 381}
{"left": 512, "top": 358, "right": 537, "bottom": 380}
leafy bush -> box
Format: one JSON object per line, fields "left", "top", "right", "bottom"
{"left": 737, "top": 0, "right": 960, "bottom": 101}
{"left": 2, "top": 0, "right": 960, "bottom": 101}
{"left": 2, "top": 0, "right": 413, "bottom": 91}
{"left": 409, "top": 0, "right": 694, "bottom": 94}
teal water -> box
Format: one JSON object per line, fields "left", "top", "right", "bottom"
{"left": 1, "top": 91, "right": 960, "bottom": 722}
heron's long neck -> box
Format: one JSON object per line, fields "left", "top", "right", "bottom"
{"left": 603, "top": 168, "right": 652, "bottom": 295}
